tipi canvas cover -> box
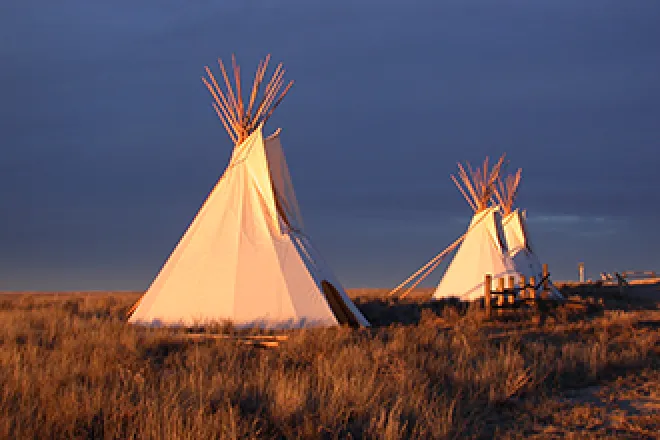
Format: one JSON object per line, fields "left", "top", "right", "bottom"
{"left": 502, "top": 209, "right": 542, "bottom": 277}
{"left": 502, "top": 209, "right": 563, "bottom": 299}
{"left": 432, "top": 207, "right": 518, "bottom": 300}
{"left": 129, "top": 55, "right": 369, "bottom": 328}
{"left": 494, "top": 169, "right": 563, "bottom": 299}
{"left": 431, "top": 156, "right": 519, "bottom": 301}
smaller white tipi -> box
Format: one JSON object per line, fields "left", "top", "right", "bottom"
{"left": 128, "top": 55, "right": 369, "bottom": 329}
{"left": 492, "top": 169, "right": 563, "bottom": 299}
{"left": 432, "top": 156, "right": 518, "bottom": 301}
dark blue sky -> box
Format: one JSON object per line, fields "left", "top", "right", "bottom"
{"left": 1, "top": 0, "right": 659, "bottom": 290}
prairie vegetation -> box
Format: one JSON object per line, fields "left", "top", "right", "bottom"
{"left": 0, "top": 287, "right": 658, "bottom": 439}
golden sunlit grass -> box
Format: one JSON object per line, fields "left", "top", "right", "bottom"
{"left": 0, "top": 288, "right": 658, "bottom": 439}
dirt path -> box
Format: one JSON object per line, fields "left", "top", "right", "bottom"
{"left": 488, "top": 310, "right": 660, "bottom": 439}
{"left": 489, "top": 369, "right": 659, "bottom": 439}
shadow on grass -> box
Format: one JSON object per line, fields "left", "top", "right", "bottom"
{"left": 354, "top": 297, "right": 469, "bottom": 327}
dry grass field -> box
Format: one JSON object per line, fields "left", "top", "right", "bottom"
{"left": 0, "top": 285, "right": 658, "bottom": 439}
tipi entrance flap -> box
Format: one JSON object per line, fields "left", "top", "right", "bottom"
{"left": 286, "top": 232, "right": 369, "bottom": 327}
{"left": 321, "top": 281, "right": 360, "bottom": 327}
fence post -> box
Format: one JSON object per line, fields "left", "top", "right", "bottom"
{"left": 508, "top": 276, "right": 516, "bottom": 304}
{"left": 529, "top": 276, "right": 537, "bottom": 300}
{"left": 496, "top": 277, "right": 505, "bottom": 306}
{"left": 484, "top": 274, "right": 492, "bottom": 319}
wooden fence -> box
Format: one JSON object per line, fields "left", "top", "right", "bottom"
{"left": 482, "top": 263, "right": 557, "bottom": 319}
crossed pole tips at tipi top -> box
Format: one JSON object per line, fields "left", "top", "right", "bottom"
{"left": 451, "top": 154, "right": 506, "bottom": 213}
{"left": 492, "top": 167, "right": 522, "bottom": 216}
{"left": 201, "top": 54, "right": 294, "bottom": 145}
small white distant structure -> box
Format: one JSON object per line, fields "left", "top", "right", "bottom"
{"left": 128, "top": 55, "right": 369, "bottom": 329}
{"left": 578, "top": 262, "right": 585, "bottom": 283}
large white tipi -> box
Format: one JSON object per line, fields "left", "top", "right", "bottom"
{"left": 128, "top": 55, "right": 369, "bottom": 329}
{"left": 492, "top": 169, "right": 563, "bottom": 299}
{"left": 432, "top": 157, "right": 519, "bottom": 301}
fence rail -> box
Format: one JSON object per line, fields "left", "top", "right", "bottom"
{"left": 621, "top": 270, "right": 657, "bottom": 279}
